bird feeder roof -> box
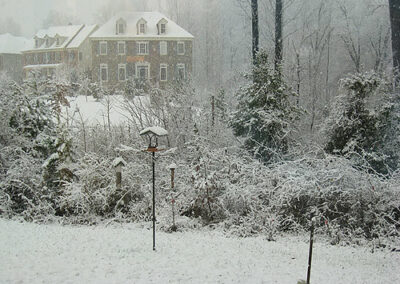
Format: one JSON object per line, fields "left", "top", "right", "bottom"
{"left": 168, "top": 163, "right": 177, "bottom": 169}
{"left": 140, "top": 126, "right": 168, "bottom": 137}
{"left": 112, "top": 157, "right": 127, "bottom": 167}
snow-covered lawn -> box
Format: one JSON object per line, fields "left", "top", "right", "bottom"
{"left": 1, "top": 219, "right": 399, "bottom": 284}
{"left": 63, "top": 95, "right": 149, "bottom": 126}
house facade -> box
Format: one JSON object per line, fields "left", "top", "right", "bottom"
{"left": 22, "top": 24, "right": 98, "bottom": 78}
{"left": 0, "top": 33, "right": 31, "bottom": 82}
{"left": 89, "top": 12, "right": 194, "bottom": 86}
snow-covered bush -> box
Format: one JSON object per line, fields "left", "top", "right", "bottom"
{"left": 0, "top": 78, "right": 58, "bottom": 221}
{"left": 323, "top": 71, "right": 399, "bottom": 174}
{"left": 57, "top": 151, "right": 155, "bottom": 224}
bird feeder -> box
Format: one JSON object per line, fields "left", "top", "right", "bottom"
{"left": 112, "top": 157, "right": 126, "bottom": 189}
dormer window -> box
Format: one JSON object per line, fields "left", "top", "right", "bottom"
{"left": 56, "top": 37, "right": 60, "bottom": 46}
{"left": 137, "top": 18, "right": 147, "bottom": 35}
{"left": 116, "top": 18, "right": 126, "bottom": 35}
{"left": 157, "top": 18, "right": 168, "bottom": 35}
{"left": 45, "top": 38, "right": 50, "bottom": 47}
{"left": 119, "top": 23, "right": 124, "bottom": 34}
{"left": 35, "top": 38, "right": 39, "bottom": 48}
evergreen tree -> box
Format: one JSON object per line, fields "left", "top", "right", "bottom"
{"left": 231, "top": 50, "right": 301, "bottom": 163}
{"left": 324, "top": 71, "right": 399, "bottom": 174}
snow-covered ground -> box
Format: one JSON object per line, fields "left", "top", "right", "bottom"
{"left": 62, "top": 95, "right": 149, "bottom": 126}
{"left": 1, "top": 219, "right": 399, "bottom": 283}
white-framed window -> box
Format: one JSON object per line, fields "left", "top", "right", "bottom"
{"left": 118, "top": 41, "right": 126, "bottom": 55}
{"left": 137, "top": 42, "right": 149, "bottom": 55}
{"left": 45, "top": 38, "right": 50, "bottom": 47}
{"left": 160, "top": 23, "right": 166, "bottom": 34}
{"left": 69, "top": 51, "right": 75, "bottom": 62}
{"left": 140, "top": 23, "right": 145, "bottom": 34}
{"left": 34, "top": 54, "right": 38, "bottom": 64}
{"left": 100, "top": 64, "right": 108, "bottom": 82}
{"left": 118, "top": 23, "right": 124, "bottom": 34}
{"left": 55, "top": 52, "right": 61, "bottom": 62}
{"left": 35, "top": 39, "right": 39, "bottom": 48}
{"left": 136, "top": 63, "right": 150, "bottom": 80}
{"left": 100, "top": 41, "right": 107, "bottom": 55}
{"left": 116, "top": 18, "right": 126, "bottom": 34}
{"left": 45, "top": 52, "right": 50, "bottom": 63}
{"left": 160, "top": 41, "right": 167, "bottom": 55}
{"left": 177, "top": 42, "right": 185, "bottom": 55}
{"left": 56, "top": 37, "right": 60, "bottom": 46}
{"left": 160, "top": 64, "right": 168, "bottom": 81}
{"left": 118, "top": 64, "right": 126, "bottom": 81}
{"left": 177, "top": 63, "right": 185, "bottom": 80}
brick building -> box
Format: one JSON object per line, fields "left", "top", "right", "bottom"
{"left": 89, "top": 12, "right": 194, "bottom": 86}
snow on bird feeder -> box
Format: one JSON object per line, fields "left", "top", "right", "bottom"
{"left": 113, "top": 157, "right": 127, "bottom": 172}
{"left": 139, "top": 126, "right": 168, "bottom": 151}
{"left": 112, "top": 157, "right": 126, "bottom": 189}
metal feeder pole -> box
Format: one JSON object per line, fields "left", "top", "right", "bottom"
{"left": 152, "top": 150, "right": 156, "bottom": 251}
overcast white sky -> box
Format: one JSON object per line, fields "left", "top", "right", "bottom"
{"left": 0, "top": 0, "right": 160, "bottom": 37}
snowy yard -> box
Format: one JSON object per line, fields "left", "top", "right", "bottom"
{"left": 1, "top": 219, "right": 399, "bottom": 284}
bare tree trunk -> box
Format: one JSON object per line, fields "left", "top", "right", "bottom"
{"left": 252, "top": 0, "right": 259, "bottom": 65}
{"left": 389, "top": 0, "right": 400, "bottom": 80}
{"left": 275, "top": 0, "right": 283, "bottom": 72}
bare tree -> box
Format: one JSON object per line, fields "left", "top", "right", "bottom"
{"left": 252, "top": 0, "right": 259, "bottom": 65}
{"left": 338, "top": 3, "right": 362, "bottom": 73}
{"left": 275, "top": 0, "right": 283, "bottom": 71}
{"left": 389, "top": 0, "right": 400, "bottom": 78}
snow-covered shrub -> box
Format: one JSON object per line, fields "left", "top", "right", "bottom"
{"left": 57, "top": 151, "right": 155, "bottom": 224}
{"left": 0, "top": 78, "right": 58, "bottom": 221}
{"left": 267, "top": 152, "right": 400, "bottom": 243}
{"left": 323, "top": 71, "right": 399, "bottom": 174}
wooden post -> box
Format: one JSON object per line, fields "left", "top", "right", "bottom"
{"left": 112, "top": 157, "right": 126, "bottom": 190}
{"left": 169, "top": 163, "right": 177, "bottom": 231}
{"left": 307, "top": 217, "right": 316, "bottom": 284}
{"left": 116, "top": 167, "right": 122, "bottom": 189}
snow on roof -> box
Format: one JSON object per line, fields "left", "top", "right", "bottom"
{"left": 23, "top": 63, "right": 62, "bottom": 69}
{"left": 0, "top": 33, "right": 32, "bottom": 54}
{"left": 140, "top": 126, "right": 168, "bottom": 137}
{"left": 90, "top": 12, "right": 194, "bottom": 39}
{"left": 112, "top": 157, "right": 127, "bottom": 167}
{"left": 26, "top": 25, "right": 84, "bottom": 51}
{"left": 35, "top": 25, "right": 83, "bottom": 39}
{"left": 68, "top": 24, "right": 98, "bottom": 48}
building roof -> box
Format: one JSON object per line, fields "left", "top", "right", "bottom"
{"left": 23, "top": 24, "right": 97, "bottom": 52}
{"left": 0, "top": 33, "right": 32, "bottom": 54}
{"left": 35, "top": 25, "right": 83, "bottom": 39}
{"left": 68, "top": 24, "right": 98, "bottom": 48}
{"left": 90, "top": 12, "right": 194, "bottom": 39}
{"left": 34, "top": 25, "right": 84, "bottom": 49}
